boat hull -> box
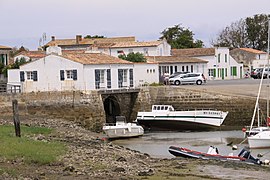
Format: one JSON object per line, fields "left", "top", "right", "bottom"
{"left": 103, "top": 125, "right": 144, "bottom": 139}
{"left": 136, "top": 110, "right": 228, "bottom": 131}
{"left": 136, "top": 119, "right": 220, "bottom": 131}
{"left": 168, "top": 146, "right": 261, "bottom": 165}
{"left": 248, "top": 131, "right": 270, "bottom": 148}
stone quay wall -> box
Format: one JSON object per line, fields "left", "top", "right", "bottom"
{"left": 0, "top": 91, "right": 105, "bottom": 132}
{"left": 0, "top": 86, "right": 265, "bottom": 131}
{"left": 135, "top": 86, "right": 265, "bottom": 127}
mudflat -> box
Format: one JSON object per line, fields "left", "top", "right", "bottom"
{"left": 0, "top": 117, "right": 270, "bottom": 179}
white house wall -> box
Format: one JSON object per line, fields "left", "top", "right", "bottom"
{"left": 195, "top": 47, "right": 243, "bottom": 80}
{"left": 19, "top": 54, "right": 136, "bottom": 92}
{"left": 83, "top": 64, "right": 134, "bottom": 90}
{"left": 108, "top": 41, "right": 171, "bottom": 57}
{"left": 133, "top": 63, "right": 159, "bottom": 86}
{"left": 20, "top": 55, "right": 84, "bottom": 92}
{"left": 159, "top": 63, "right": 208, "bottom": 79}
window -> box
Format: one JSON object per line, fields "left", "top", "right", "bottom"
{"left": 61, "top": 69, "right": 77, "bottom": 81}
{"left": 175, "top": 66, "right": 177, "bottom": 72}
{"left": 24, "top": 71, "right": 38, "bottom": 81}
{"left": 100, "top": 70, "right": 105, "bottom": 83}
{"left": 123, "top": 69, "right": 128, "bottom": 82}
{"left": 208, "top": 69, "right": 215, "bottom": 77}
{"left": 117, "top": 50, "right": 124, "bottom": 54}
{"left": 186, "top": 66, "right": 189, "bottom": 72}
{"left": 182, "top": 66, "right": 184, "bottom": 72}
{"left": 147, "top": 69, "right": 149, "bottom": 73}
{"left": 66, "top": 70, "right": 73, "bottom": 79}
{"left": 26, "top": 71, "right": 34, "bottom": 80}
{"left": 143, "top": 48, "right": 148, "bottom": 55}
{"left": 218, "top": 54, "right": 221, "bottom": 63}
{"left": 225, "top": 54, "right": 227, "bottom": 63}
{"left": 191, "top": 65, "right": 193, "bottom": 73}
{"left": 153, "top": 69, "right": 155, "bottom": 73}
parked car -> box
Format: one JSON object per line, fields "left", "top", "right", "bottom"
{"left": 251, "top": 68, "right": 263, "bottom": 79}
{"left": 258, "top": 68, "right": 270, "bottom": 79}
{"left": 169, "top": 73, "right": 206, "bottom": 85}
{"left": 169, "top": 71, "right": 190, "bottom": 78}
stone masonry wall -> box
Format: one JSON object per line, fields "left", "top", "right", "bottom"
{"left": 0, "top": 91, "right": 105, "bottom": 132}
{"left": 134, "top": 86, "right": 266, "bottom": 128}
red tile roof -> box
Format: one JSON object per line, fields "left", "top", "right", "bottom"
{"left": 172, "top": 48, "right": 215, "bottom": 57}
{"left": 61, "top": 52, "right": 133, "bottom": 65}
{"left": 46, "top": 36, "right": 136, "bottom": 46}
{"left": 146, "top": 56, "right": 208, "bottom": 64}
{"left": 111, "top": 41, "right": 163, "bottom": 48}
{"left": 16, "top": 51, "right": 46, "bottom": 59}
{"left": 238, "top": 48, "right": 266, "bottom": 54}
{"left": 0, "top": 45, "right": 12, "bottom": 50}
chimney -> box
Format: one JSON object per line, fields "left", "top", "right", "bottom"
{"left": 51, "top": 36, "right": 55, "bottom": 41}
{"left": 76, "top": 35, "right": 82, "bottom": 44}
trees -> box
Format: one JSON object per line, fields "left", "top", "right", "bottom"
{"left": 212, "top": 14, "right": 269, "bottom": 51}
{"left": 211, "top": 19, "right": 247, "bottom": 49}
{"left": 118, "top": 52, "right": 146, "bottom": 63}
{"left": 160, "top": 24, "right": 204, "bottom": 49}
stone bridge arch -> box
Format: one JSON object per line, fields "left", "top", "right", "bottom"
{"left": 101, "top": 90, "right": 139, "bottom": 123}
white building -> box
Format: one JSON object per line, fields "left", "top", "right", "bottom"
{"left": 101, "top": 39, "right": 171, "bottom": 57}
{"left": 8, "top": 47, "right": 159, "bottom": 92}
{"left": 172, "top": 47, "right": 244, "bottom": 80}
{"left": 230, "top": 48, "right": 269, "bottom": 70}
{"left": 146, "top": 56, "right": 208, "bottom": 81}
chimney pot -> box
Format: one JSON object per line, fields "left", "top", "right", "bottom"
{"left": 51, "top": 36, "right": 55, "bottom": 41}
{"left": 76, "top": 35, "right": 82, "bottom": 44}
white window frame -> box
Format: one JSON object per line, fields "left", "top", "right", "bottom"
{"left": 66, "top": 70, "right": 73, "bottom": 80}
{"left": 26, "top": 71, "right": 34, "bottom": 80}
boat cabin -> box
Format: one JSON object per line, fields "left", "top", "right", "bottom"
{"left": 115, "top": 116, "right": 127, "bottom": 126}
{"left": 152, "top": 105, "right": 174, "bottom": 112}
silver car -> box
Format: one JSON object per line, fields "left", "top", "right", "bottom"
{"left": 169, "top": 73, "right": 206, "bottom": 85}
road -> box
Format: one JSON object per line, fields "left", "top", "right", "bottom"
{"left": 173, "top": 78, "right": 270, "bottom": 99}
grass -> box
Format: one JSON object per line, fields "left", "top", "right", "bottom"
{"left": 0, "top": 125, "right": 66, "bottom": 165}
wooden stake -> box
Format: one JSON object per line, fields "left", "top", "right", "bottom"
{"left": 12, "top": 99, "right": 21, "bottom": 137}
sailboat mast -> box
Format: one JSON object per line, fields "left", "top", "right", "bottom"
{"left": 267, "top": 17, "right": 270, "bottom": 121}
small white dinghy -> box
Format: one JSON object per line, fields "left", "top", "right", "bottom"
{"left": 103, "top": 116, "right": 144, "bottom": 139}
{"left": 248, "top": 131, "right": 270, "bottom": 148}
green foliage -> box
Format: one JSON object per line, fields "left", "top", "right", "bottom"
{"left": 84, "top": 35, "right": 105, "bottom": 39}
{"left": 118, "top": 52, "right": 146, "bottom": 62}
{"left": 160, "top": 24, "right": 204, "bottom": 49}
{"left": 212, "top": 14, "right": 269, "bottom": 51}
{"left": 1, "top": 57, "right": 27, "bottom": 77}
{"left": 0, "top": 125, "right": 66, "bottom": 165}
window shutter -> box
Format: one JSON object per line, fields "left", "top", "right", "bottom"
{"left": 20, "top": 71, "right": 25, "bottom": 82}
{"left": 73, "top": 70, "right": 77, "bottom": 80}
{"left": 107, "top": 69, "right": 111, "bottom": 88}
{"left": 60, "top": 70, "right": 65, "bottom": 81}
{"left": 118, "top": 69, "right": 123, "bottom": 88}
{"left": 33, "top": 71, "right": 38, "bottom": 81}
{"left": 95, "top": 69, "right": 100, "bottom": 89}
{"left": 129, "top": 69, "right": 133, "bottom": 87}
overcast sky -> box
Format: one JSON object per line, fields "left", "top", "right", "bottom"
{"left": 0, "top": 0, "right": 269, "bottom": 50}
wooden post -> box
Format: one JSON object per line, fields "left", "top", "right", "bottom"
{"left": 72, "top": 90, "right": 75, "bottom": 108}
{"left": 12, "top": 99, "right": 21, "bottom": 137}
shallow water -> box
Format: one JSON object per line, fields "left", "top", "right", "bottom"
{"left": 113, "top": 130, "right": 270, "bottom": 161}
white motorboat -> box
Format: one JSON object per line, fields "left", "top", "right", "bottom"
{"left": 102, "top": 116, "right": 144, "bottom": 139}
{"left": 136, "top": 105, "right": 228, "bottom": 131}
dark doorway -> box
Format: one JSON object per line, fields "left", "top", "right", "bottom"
{"left": 103, "top": 96, "right": 121, "bottom": 123}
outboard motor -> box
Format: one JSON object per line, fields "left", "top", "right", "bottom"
{"left": 238, "top": 148, "right": 261, "bottom": 165}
